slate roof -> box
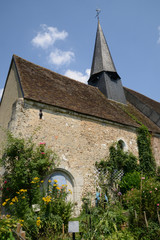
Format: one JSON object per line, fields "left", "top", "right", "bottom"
{"left": 6, "top": 55, "right": 160, "bottom": 134}
{"left": 90, "top": 20, "right": 117, "bottom": 76}
{"left": 125, "top": 88, "right": 160, "bottom": 115}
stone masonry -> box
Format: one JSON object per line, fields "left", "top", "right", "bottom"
{"left": 7, "top": 98, "right": 139, "bottom": 211}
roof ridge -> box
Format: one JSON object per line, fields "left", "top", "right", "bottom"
{"left": 124, "top": 86, "right": 160, "bottom": 104}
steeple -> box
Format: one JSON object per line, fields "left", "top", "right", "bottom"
{"left": 88, "top": 20, "right": 126, "bottom": 104}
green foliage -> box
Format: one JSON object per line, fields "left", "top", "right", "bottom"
{"left": 95, "top": 142, "right": 138, "bottom": 199}
{"left": 137, "top": 125, "right": 156, "bottom": 175}
{"left": 2, "top": 180, "right": 73, "bottom": 240}
{"left": 109, "top": 144, "right": 138, "bottom": 174}
{"left": 1, "top": 134, "right": 73, "bottom": 240}
{"left": 132, "top": 222, "right": 160, "bottom": 240}
{"left": 42, "top": 181, "right": 73, "bottom": 226}
{"left": 124, "top": 178, "right": 160, "bottom": 221}
{"left": 120, "top": 171, "right": 141, "bottom": 194}
{"left": 79, "top": 201, "right": 129, "bottom": 240}
{"left": 94, "top": 125, "right": 159, "bottom": 240}
{"left": 0, "top": 217, "right": 17, "bottom": 240}
{"left": 96, "top": 142, "right": 138, "bottom": 178}
{"left": 1, "top": 133, "right": 58, "bottom": 207}
{"left": 105, "top": 230, "right": 135, "bottom": 240}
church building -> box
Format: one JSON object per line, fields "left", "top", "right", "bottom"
{"left": 0, "top": 21, "right": 160, "bottom": 210}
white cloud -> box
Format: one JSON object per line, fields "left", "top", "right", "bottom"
{"left": 157, "top": 26, "right": 160, "bottom": 44}
{"left": 0, "top": 88, "right": 3, "bottom": 99}
{"left": 64, "top": 69, "right": 90, "bottom": 84}
{"left": 48, "top": 49, "right": 75, "bottom": 66}
{"left": 31, "top": 24, "right": 68, "bottom": 49}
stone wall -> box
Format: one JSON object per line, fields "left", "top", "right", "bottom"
{"left": 8, "top": 98, "right": 140, "bottom": 211}
{"left": 0, "top": 61, "right": 22, "bottom": 151}
{"left": 152, "top": 136, "right": 160, "bottom": 166}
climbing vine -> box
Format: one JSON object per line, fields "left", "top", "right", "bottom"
{"left": 96, "top": 142, "right": 138, "bottom": 174}
{"left": 137, "top": 125, "right": 156, "bottom": 175}
{"left": 95, "top": 142, "right": 138, "bottom": 191}
{"left": 96, "top": 125, "right": 156, "bottom": 189}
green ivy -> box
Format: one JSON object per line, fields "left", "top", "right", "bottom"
{"left": 96, "top": 142, "right": 138, "bottom": 179}
{"left": 109, "top": 144, "right": 138, "bottom": 174}
{"left": 137, "top": 125, "right": 156, "bottom": 176}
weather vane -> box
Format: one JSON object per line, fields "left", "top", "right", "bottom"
{"left": 96, "top": 9, "right": 101, "bottom": 20}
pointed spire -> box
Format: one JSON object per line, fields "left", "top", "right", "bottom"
{"left": 88, "top": 20, "right": 126, "bottom": 104}
{"left": 90, "top": 20, "right": 118, "bottom": 77}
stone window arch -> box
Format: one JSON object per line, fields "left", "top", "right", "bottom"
{"left": 117, "top": 139, "right": 128, "bottom": 152}
{"left": 44, "top": 168, "right": 75, "bottom": 202}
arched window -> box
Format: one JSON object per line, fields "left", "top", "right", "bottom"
{"left": 118, "top": 140, "right": 125, "bottom": 150}
{"left": 117, "top": 139, "right": 128, "bottom": 151}
{"left": 45, "top": 169, "right": 74, "bottom": 201}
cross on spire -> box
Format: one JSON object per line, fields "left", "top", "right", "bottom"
{"left": 96, "top": 9, "right": 101, "bottom": 20}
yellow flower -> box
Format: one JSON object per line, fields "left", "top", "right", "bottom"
{"left": 48, "top": 180, "right": 52, "bottom": 183}
{"left": 12, "top": 196, "right": 18, "bottom": 202}
{"left": 19, "top": 189, "right": 27, "bottom": 193}
{"left": 41, "top": 180, "right": 44, "bottom": 183}
{"left": 2, "top": 202, "right": 7, "bottom": 206}
{"left": 31, "top": 181, "right": 35, "bottom": 184}
{"left": 56, "top": 187, "right": 60, "bottom": 190}
{"left": 42, "top": 195, "right": 52, "bottom": 204}
{"left": 22, "top": 196, "right": 25, "bottom": 199}
{"left": 6, "top": 214, "right": 11, "bottom": 218}
{"left": 53, "top": 184, "right": 57, "bottom": 187}
{"left": 5, "top": 198, "right": 10, "bottom": 202}
{"left": 10, "top": 202, "right": 14, "bottom": 205}
{"left": 34, "top": 177, "right": 39, "bottom": 180}
{"left": 54, "top": 179, "right": 58, "bottom": 183}
{"left": 69, "top": 189, "right": 72, "bottom": 194}
{"left": 36, "top": 219, "right": 41, "bottom": 227}
{"left": 15, "top": 196, "right": 18, "bottom": 202}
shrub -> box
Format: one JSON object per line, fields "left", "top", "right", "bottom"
{"left": 124, "top": 177, "right": 160, "bottom": 223}
{"left": 79, "top": 201, "right": 128, "bottom": 240}
{"left": 1, "top": 133, "right": 58, "bottom": 208}
{"left": 1, "top": 134, "right": 73, "bottom": 239}
{"left": 120, "top": 171, "right": 141, "bottom": 194}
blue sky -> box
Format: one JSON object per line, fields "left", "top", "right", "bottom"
{"left": 0, "top": 0, "right": 160, "bottom": 102}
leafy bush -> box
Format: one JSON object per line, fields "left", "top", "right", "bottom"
{"left": 1, "top": 134, "right": 73, "bottom": 239}
{"left": 79, "top": 200, "right": 128, "bottom": 240}
{"left": 1, "top": 133, "right": 58, "bottom": 209}
{"left": 124, "top": 177, "right": 160, "bottom": 222}
{"left": 132, "top": 221, "right": 160, "bottom": 240}
{"left": 109, "top": 144, "right": 138, "bottom": 174}
{"left": 95, "top": 142, "right": 138, "bottom": 192}
{"left": 120, "top": 171, "right": 141, "bottom": 194}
